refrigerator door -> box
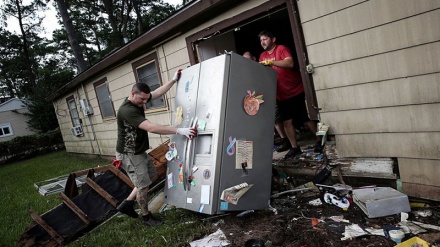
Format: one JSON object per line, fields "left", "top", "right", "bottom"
{"left": 216, "top": 53, "right": 277, "bottom": 213}
{"left": 165, "top": 63, "right": 201, "bottom": 209}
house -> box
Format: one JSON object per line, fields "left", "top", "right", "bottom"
{"left": 0, "top": 98, "right": 36, "bottom": 141}
{"left": 46, "top": 0, "right": 440, "bottom": 200}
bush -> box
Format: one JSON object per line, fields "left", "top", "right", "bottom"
{"left": 0, "top": 128, "right": 65, "bottom": 164}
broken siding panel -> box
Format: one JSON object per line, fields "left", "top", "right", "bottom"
{"left": 399, "top": 158, "right": 440, "bottom": 186}
{"left": 320, "top": 104, "right": 440, "bottom": 134}
{"left": 335, "top": 133, "right": 440, "bottom": 159}
{"left": 316, "top": 73, "right": 440, "bottom": 112}
{"left": 313, "top": 42, "right": 440, "bottom": 90}
{"left": 402, "top": 183, "right": 440, "bottom": 201}
{"left": 302, "top": 0, "right": 440, "bottom": 45}
{"left": 297, "top": 0, "right": 365, "bottom": 23}
{"left": 307, "top": 9, "right": 440, "bottom": 67}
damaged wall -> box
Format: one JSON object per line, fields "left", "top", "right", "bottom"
{"left": 297, "top": 0, "right": 440, "bottom": 200}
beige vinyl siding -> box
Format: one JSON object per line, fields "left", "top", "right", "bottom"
{"left": 0, "top": 109, "right": 36, "bottom": 141}
{"left": 298, "top": 0, "right": 440, "bottom": 199}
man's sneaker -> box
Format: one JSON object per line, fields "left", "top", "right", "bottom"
{"left": 276, "top": 139, "right": 292, "bottom": 152}
{"left": 284, "top": 147, "right": 302, "bottom": 159}
{"left": 314, "top": 141, "right": 324, "bottom": 153}
{"left": 116, "top": 199, "right": 138, "bottom": 218}
{"left": 141, "top": 213, "right": 162, "bottom": 226}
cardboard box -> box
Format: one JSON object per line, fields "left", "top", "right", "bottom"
{"left": 394, "top": 237, "right": 431, "bottom": 247}
{"left": 353, "top": 187, "right": 410, "bottom": 218}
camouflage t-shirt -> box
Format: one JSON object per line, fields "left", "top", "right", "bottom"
{"left": 116, "top": 98, "right": 150, "bottom": 155}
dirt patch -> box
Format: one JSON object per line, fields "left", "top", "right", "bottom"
{"left": 212, "top": 188, "right": 440, "bottom": 247}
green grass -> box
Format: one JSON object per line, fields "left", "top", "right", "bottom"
{"left": 0, "top": 151, "right": 212, "bottom": 246}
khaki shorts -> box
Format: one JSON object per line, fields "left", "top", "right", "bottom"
{"left": 115, "top": 152, "right": 157, "bottom": 189}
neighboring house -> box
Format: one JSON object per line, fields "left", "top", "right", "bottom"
{"left": 0, "top": 98, "right": 36, "bottom": 142}
{"left": 46, "top": 0, "right": 440, "bottom": 200}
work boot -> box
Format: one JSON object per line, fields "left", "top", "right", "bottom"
{"left": 313, "top": 141, "right": 324, "bottom": 153}
{"left": 141, "top": 213, "right": 162, "bottom": 226}
{"left": 284, "top": 146, "right": 302, "bottom": 159}
{"left": 276, "top": 139, "right": 291, "bottom": 152}
{"left": 116, "top": 199, "right": 138, "bottom": 218}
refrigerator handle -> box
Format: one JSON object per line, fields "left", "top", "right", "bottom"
{"left": 182, "top": 117, "right": 198, "bottom": 191}
{"left": 184, "top": 117, "right": 198, "bottom": 191}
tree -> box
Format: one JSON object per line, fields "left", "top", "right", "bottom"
{"left": 54, "top": 0, "right": 88, "bottom": 73}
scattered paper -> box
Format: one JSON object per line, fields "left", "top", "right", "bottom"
{"left": 341, "top": 224, "right": 384, "bottom": 240}
{"left": 308, "top": 198, "right": 322, "bottom": 206}
{"left": 189, "top": 229, "right": 230, "bottom": 247}
{"left": 220, "top": 182, "right": 253, "bottom": 205}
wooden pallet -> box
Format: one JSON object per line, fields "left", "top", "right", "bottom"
{"left": 18, "top": 140, "right": 170, "bottom": 247}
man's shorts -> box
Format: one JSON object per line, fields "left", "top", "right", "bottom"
{"left": 115, "top": 152, "right": 157, "bottom": 189}
{"left": 277, "top": 92, "right": 310, "bottom": 125}
{"left": 275, "top": 105, "right": 282, "bottom": 123}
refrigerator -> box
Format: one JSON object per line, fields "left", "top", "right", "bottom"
{"left": 164, "top": 52, "right": 277, "bottom": 214}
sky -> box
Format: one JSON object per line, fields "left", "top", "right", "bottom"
{"left": 6, "top": 0, "right": 184, "bottom": 39}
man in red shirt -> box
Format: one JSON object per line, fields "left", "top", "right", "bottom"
{"left": 259, "top": 30, "right": 322, "bottom": 158}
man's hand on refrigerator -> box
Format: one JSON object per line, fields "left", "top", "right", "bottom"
{"left": 172, "top": 69, "right": 183, "bottom": 83}
{"left": 260, "top": 59, "right": 274, "bottom": 66}
{"left": 176, "top": 127, "right": 197, "bottom": 139}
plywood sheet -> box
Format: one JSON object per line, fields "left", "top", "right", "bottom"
{"left": 399, "top": 158, "right": 440, "bottom": 186}
{"left": 335, "top": 133, "right": 440, "bottom": 159}
{"left": 402, "top": 182, "right": 440, "bottom": 201}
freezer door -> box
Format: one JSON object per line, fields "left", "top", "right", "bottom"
{"left": 185, "top": 55, "right": 230, "bottom": 214}
{"left": 165, "top": 63, "right": 201, "bottom": 209}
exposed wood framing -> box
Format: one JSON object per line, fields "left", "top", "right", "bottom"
{"left": 28, "top": 210, "right": 64, "bottom": 245}
{"left": 85, "top": 178, "right": 119, "bottom": 207}
{"left": 108, "top": 165, "right": 135, "bottom": 188}
{"left": 59, "top": 193, "right": 90, "bottom": 225}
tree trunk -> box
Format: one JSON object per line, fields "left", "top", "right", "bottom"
{"left": 55, "top": 0, "right": 88, "bottom": 73}
{"left": 102, "top": 0, "right": 124, "bottom": 45}
{"left": 15, "top": 0, "right": 36, "bottom": 87}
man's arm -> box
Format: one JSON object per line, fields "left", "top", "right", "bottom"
{"left": 151, "top": 69, "right": 181, "bottom": 100}
{"left": 273, "top": 57, "right": 294, "bottom": 69}
{"left": 138, "top": 119, "right": 177, "bottom": 135}
{"left": 138, "top": 119, "right": 197, "bottom": 139}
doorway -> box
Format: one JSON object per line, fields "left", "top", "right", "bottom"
{"left": 185, "top": 1, "right": 318, "bottom": 120}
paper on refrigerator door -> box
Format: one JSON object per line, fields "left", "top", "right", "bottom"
{"left": 220, "top": 182, "right": 253, "bottom": 205}
{"left": 235, "top": 140, "right": 253, "bottom": 169}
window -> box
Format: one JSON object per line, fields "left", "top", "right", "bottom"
{"left": 66, "top": 96, "right": 81, "bottom": 126}
{"left": 94, "top": 78, "right": 115, "bottom": 119}
{"left": 132, "top": 53, "right": 165, "bottom": 110}
{"left": 0, "top": 123, "right": 13, "bottom": 138}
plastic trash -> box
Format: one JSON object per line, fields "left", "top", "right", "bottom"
{"left": 323, "top": 192, "right": 350, "bottom": 210}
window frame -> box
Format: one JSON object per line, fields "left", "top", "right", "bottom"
{"left": 132, "top": 53, "right": 167, "bottom": 113}
{"left": 0, "top": 123, "right": 14, "bottom": 138}
{"left": 66, "top": 95, "right": 81, "bottom": 127}
{"left": 93, "top": 77, "right": 116, "bottom": 119}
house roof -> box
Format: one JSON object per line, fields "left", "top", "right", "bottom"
{"left": 46, "top": 0, "right": 245, "bottom": 101}
{"left": 0, "top": 98, "right": 27, "bottom": 112}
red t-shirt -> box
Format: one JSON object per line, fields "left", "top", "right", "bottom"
{"left": 259, "top": 45, "right": 304, "bottom": 101}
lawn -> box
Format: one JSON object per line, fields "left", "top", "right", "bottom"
{"left": 0, "top": 151, "right": 212, "bottom": 247}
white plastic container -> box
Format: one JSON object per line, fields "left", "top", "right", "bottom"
{"left": 389, "top": 229, "right": 405, "bottom": 244}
